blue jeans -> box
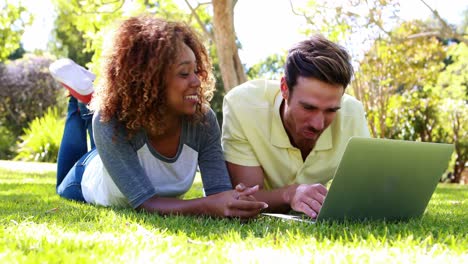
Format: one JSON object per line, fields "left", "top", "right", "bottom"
{"left": 56, "top": 97, "right": 95, "bottom": 202}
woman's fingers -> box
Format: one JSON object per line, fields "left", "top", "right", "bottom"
{"left": 235, "top": 184, "right": 259, "bottom": 197}
{"left": 229, "top": 199, "right": 268, "bottom": 211}
{"left": 235, "top": 183, "right": 246, "bottom": 192}
{"left": 238, "top": 194, "right": 256, "bottom": 202}
{"left": 227, "top": 199, "right": 268, "bottom": 219}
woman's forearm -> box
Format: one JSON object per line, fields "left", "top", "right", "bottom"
{"left": 137, "top": 196, "right": 212, "bottom": 216}
{"left": 136, "top": 191, "right": 267, "bottom": 218}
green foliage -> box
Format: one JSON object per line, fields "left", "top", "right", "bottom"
{"left": 50, "top": 0, "right": 126, "bottom": 71}
{"left": 48, "top": 10, "right": 94, "bottom": 67}
{"left": 14, "top": 107, "right": 65, "bottom": 163}
{"left": 348, "top": 21, "right": 468, "bottom": 182}
{"left": 298, "top": 0, "right": 399, "bottom": 43}
{"left": 49, "top": 0, "right": 209, "bottom": 76}
{"left": 7, "top": 43, "right": 26, "bottom": 60}
{"left": 0, "top": 125, "right": 15, "bottom": 160}
{"left": 247, "top": 52, "right": 286, "bottom": 80}
{"left": 0, "top": 54, "right": 67, "bottom": 138}
{"left": 352, "top": 21, "right": 446, "bottom": 139}
{"left": 0, "top": 1, "right": 32, "bottom": 62}
{"left": 397, "top": 88, "right": 447, "bottom": 142}
{"left": 435, "top": 43, "right": 468, "bottom": 182}
{"left": 1, "top": 166, "right": 467, "bottom": 262}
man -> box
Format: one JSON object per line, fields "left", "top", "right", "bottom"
{"left": 222, "top": 35, "right": 370, "bottom": 218}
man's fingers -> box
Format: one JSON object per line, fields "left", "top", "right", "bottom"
{"left": 313, "top": 184, "right": 328, "bottom": 195}
{"left": 311, "top": 192, "right": 326, "bottom": 205}
{"left": 303, "top": 197, "right": 322, "bottom": 214}
{"left": 299, "top": 202, "right": 317, "bottom": 219}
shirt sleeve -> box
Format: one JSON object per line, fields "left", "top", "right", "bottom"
{"left": 197, "top": 109, "right": 233, "bottom": 195}
{"left": 221, "top": 95, "right": 261, "bottom": 166}
{"left": 93, "top": 112, "right": 156, "bottom": 208}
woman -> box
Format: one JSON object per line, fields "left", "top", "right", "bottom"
{"left": 52, "top": 15, "right": 267, "bottom": 218}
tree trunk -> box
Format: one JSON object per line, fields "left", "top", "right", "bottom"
{"left": 212, "top": 0, "right": 247, "bottom": 92}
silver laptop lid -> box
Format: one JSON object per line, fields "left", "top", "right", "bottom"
{"left": 317, "top": 137, "right": 453, "bottom": 221}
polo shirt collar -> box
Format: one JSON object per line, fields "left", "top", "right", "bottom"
{"left": 270, "top": 92, "right": 333, "bottom": 151}
{"left": 315, "top": 127, "right": 333, "bottom": 151}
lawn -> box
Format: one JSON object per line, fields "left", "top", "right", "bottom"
{"left": 1, "top": 161, "right": 467, "bottom": 263}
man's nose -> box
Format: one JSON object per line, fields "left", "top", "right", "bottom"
{"left": 309, "top": 112, "right": 325, "bottom": 131}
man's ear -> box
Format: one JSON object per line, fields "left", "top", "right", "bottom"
{"left": 280, "top": 77, "right": 289, "bottom": 100}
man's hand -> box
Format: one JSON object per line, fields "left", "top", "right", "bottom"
{"left": 289, "top": 184, "right": 328, "bottom": 219}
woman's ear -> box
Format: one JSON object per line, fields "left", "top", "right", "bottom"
{"left": 280, "top": 76, "right": 289, "bottom": 100}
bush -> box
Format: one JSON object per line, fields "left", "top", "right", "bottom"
{"left": 0, "top": 54, "right": 67, "bottom": 139}
{"left": 0, "top": 125, "right": 15, "bottom": 159}
{"left": 14, "top": 107, "right": 65, "bottom": 163}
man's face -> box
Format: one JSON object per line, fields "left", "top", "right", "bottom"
{"left": 281, "top": 76, "right": 344, "bottom": 150}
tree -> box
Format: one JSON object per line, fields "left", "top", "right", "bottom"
{"left": 246, "top": 53, "right": 286, "bottom": 80}
{"left": 354, "top": 21, "right": 446, "bottom": 138}
{"left": 50, "top": 0, "right": 126, "bottom": 71}
{"left": 436, "top": 43, "right": 468, "bottom": 183}
{"left": 290, "top": 0, "right": 401, "bottom": 60}
{"left": 416, "top": 0, "right": 467, "bottom": 45}
{"left": 0, "top": 1, "right": 32, "bottom": 62}
{"left": 49, "top": 9, "right": 94, "bottom": 67}
{"left": 182, "top": 0, "right": 247, "bottom": 91}
{"left": 211, "top": 0, "right": 246, "bottom": 90}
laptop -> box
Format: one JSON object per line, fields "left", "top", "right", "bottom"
{"left": 263, "top": 137, "right": 454, "bottom": 222}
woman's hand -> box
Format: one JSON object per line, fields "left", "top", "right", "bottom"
{"left": 207, "top": 184, "right": 268, "bottom": 219}
{"left": 234, "top": 183, "right": 258, "bottom": 201}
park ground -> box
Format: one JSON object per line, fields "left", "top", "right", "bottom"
{"left": 0, "top": 160, "right": 467, "bottom": 263}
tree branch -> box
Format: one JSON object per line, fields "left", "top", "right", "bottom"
{"left": 288, "top": 0, "right": 313, "bottom": 24}
{"left": 183, "top": 0, "right": 215, "bottom": 42}
{"left": 419, "top": 0, "right": 468, "bottom": 44}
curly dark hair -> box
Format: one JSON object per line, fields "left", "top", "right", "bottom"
{"left": 93, "top": 15, "right": 214, "bottom": 137}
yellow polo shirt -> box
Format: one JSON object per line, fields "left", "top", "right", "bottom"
{"left": 222, "top": 79, "right": 370, "bottom": 190}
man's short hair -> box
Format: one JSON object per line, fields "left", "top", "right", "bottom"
{"left": 284, "top": 35, "right": 354, "bottom": 92}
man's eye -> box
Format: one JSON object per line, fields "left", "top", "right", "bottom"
{"left": 327, "top": 108, "right": 340, "bottom": 113}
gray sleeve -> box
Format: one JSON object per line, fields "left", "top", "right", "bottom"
{"left": 93, "top": 112, "right": 156, "bottom": 208}
{"left": 197, "top": 109, "right": 233, "bottom": 195}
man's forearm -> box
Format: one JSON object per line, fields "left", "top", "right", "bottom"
{"left": 250, "top": 184, "right": 299, "bottom": 213}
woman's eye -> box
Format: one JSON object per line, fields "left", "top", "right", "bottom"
{"left": 180, "top": 72, "right": 189, "bottom": 77}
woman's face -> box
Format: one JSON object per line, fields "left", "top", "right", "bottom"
{"left": 164, "top": 43, "right": 201, "bottom": 117}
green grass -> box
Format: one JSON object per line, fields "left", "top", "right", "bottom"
{"left": 1, "top": 163, "right": 467, "bottom": 263}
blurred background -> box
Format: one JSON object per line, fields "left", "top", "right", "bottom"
{"left": 0, "top": 0, "right": 466, "bottom": 183}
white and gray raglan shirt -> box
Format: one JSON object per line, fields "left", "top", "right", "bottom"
{"left": 80, "top": 109, "right": 232, "bottom": 208}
